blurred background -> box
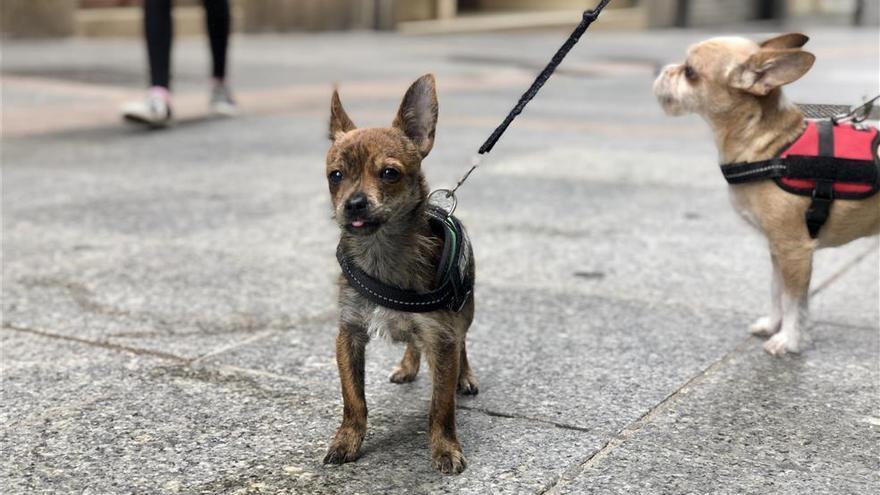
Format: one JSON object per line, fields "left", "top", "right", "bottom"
{"left": 2, "top": 0, "right": 878, "bottom": 37}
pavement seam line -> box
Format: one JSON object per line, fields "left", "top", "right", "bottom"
{"left": 810, "top": 241, "right": 878, "bottom": 296}
{"left": 189, "top": 329, "right": 280, "bottom": 365}
{"left": 2, "top": 323, "right": 190, "bottom": 362}
{"left": 538, "top": 336, "right": 753, "bottom": 495}
{"left": 456, "top": 404, "right": 591, "bottom": 432}
{"left": 212, "top": 364, "right": 306, "bottom": 383}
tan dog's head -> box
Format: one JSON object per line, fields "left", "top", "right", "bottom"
{"left": 653, "top": 33, "right": 815, "bottom": 120}
{"left": 326, "top": 74, "right": 438, "bottom": 236}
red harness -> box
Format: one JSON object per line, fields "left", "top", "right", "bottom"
{"left": 776, "top": 120, "right": 879, "bottom": 198}
{"left": 721, "top": 119, "right": 879, "bottom": 238}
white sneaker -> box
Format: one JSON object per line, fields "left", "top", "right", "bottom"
{"left": 121, "top": 94, "right": 172, "bottom": 127}
{"left": 210, "top": 83, "right": 237, "bottom": 117}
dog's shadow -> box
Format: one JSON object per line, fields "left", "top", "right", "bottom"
{"left": 358, "top": 411, "right": 428, "bottom": 460}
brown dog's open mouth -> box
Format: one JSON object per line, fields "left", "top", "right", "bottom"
{"left": 345, "top": 219, "right": 382, "bottom": 235}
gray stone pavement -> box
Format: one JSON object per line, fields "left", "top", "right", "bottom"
{"left": 2, "top": 25, "right": 878, "bottom": 494}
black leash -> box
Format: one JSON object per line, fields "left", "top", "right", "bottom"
{"left": 431, "top": 0, "right": 614, "bottom": 210}
{"left": 479, "top": 0, "right": 613, "bottom": 155}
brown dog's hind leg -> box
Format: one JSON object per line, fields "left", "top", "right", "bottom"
{"left": 389, "top": 342, "right": 421, "bottom": 383}
{"left": 457, "top": 343, "right": 479, "bottom": 396}
{"left": 426, "top": 338, "right": 466, "bottom": 474}
{"left": 324, "top": 325, "right": 368, "bottom": 464}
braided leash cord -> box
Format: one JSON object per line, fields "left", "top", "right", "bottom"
{"left": 443, "top": 0, "right": 613, "bottom": 200}
{"left": 478, "top": 0, "right": 613, "bottom": 154}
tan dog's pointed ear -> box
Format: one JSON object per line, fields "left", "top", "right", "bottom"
{"left": 393, "top": 74, "right": 438, "bottom": 158}
{"left": 731, "top": 48, "right": 815, "bottom": 96}
{"left": 760, "top": 33, "right": 809, "bottom": 49}
{"left": 329, "top": 88, "right": 356, "bottom": 141}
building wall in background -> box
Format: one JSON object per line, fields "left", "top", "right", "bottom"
{"left": 1, "top": 0, "right": 76, "bottom": 38}
{"left": 1, "top": 0, "right": 873, "bottom": 37}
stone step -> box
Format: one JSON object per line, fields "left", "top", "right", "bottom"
{"left": 397, "top": 6, "right": 646, "bottom": 34}
{"left": 75, "top": 6, "right": 229, "bottom": 38}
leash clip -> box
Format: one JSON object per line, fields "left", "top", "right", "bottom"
{"left": 428, "top": 188, "right": 458, "bottom": 217}
{"left": 430, "top": 154, "right": 483, "bottom": 217}
{"left": 832, "top": 95, "right": 879, "bottom": 124}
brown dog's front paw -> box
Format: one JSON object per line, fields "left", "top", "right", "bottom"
{"left": 389, "top": 364, "right": 418, "bottom": 384}
{"left": 457, "top": 372, "right": 479, "bottom": 396}
{"left": 432, "top": 443, "right": 466, "bottom": 474}
{"left": 323, "top": 427, "right": 364, "bottom": 465}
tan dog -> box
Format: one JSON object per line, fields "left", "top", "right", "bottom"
{"left": 653, "top": 33, "right": 880, "bottom": 356}
{"left": 322, "top": 74, "right": 477, "bottom": 474}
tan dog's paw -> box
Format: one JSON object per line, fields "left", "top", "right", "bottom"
{"left": 431, "top": 441, "right": 466, "bottom": 475}
{"left": 389, "top": 364, "right": 418, "bottom": 384}
{"left": 457, "top": 370, "right": 479, "bottom": 396}
{"left": 763, "top": 332, "right": 801, "bottom": 356}
{"left": 323, "top": 427, "right": 364, "bottom": 465}
{"left": 749, "top": 316, "right": 781, "bottom": 337}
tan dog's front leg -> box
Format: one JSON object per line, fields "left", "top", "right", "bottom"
{"left": 750, "top": 253, "right": 783, "bottom": 337}
{"left": 426, "top": 338, "right": 466, "bottom": 474}
{"left": 324, "top": 325, "right": 368, "bottom": 464}
{"left": 764, "top": 247, "right": 813, "bottom": 356}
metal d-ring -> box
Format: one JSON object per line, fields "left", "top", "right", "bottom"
{"left": 428, "top": 189, "right": 458, "bottom": 217}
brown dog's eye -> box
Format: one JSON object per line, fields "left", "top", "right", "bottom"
{"left": 380, "top": 167, "right": 401, "bottom": 182}
{"left": 328, "top": 170, "right": 344, "bottom": 185}
{"left": 684, "top": 65, "right": 697, "bottom": 81}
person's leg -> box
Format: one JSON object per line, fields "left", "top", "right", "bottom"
{"left": 203, "top": 0, "right": 236, "bottom": 115}
{"left": 145, "top": 0, "right": 173, "bottom": 90}
{"left": 121, "top": 0, "right": 173, "bottom": 126}
{"left": 203, "top": 0, "right": 230, "bottom": 82}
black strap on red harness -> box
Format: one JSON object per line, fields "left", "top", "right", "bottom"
{"left": 720, "top": 119, "right": 880, "bottom": 238}
{"left": 804, "top": 120, "right": 836, "bottom": 238}
{"left": 336, "top": 207, "right": 473, "bottom": 313}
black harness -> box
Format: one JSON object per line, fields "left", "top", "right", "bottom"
{"left": 336, "top": 207, "right": 474, "bottom": 313}
{"left": 720, "top": 119, "right": 880, "bottom": 238}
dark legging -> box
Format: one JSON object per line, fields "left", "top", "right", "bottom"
{"left": 144, "top": 0, "right": 230, "bottom": 89}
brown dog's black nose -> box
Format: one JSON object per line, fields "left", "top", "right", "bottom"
{"left": 345, "top": 193, "right": 369, "bottom": 215}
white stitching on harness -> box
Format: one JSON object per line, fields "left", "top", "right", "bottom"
{"left": 341, "top": 261, "right": 447, "bottom": 307}
{"left": 724, "top": 164, "right": 787, "bottom": 179}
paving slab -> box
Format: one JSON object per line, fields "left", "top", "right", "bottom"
{"left": 1, "top": 330, "right": 604, "bottom": 495}
{"left": 553, "top": 323, "right": 880, "bottom": 494}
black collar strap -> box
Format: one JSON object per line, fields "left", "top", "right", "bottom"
{"left": 336, "top": 207, "right": 473, "bottom": 313}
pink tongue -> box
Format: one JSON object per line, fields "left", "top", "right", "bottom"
{"left": 352, "top": 220, "right": 365, "bottom": 228}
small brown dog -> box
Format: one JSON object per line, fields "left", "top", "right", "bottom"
{"left": 654, "top": 33, "right": 880, "bottom": 356}
{"left": 322, "top": 74, "right": 478, "bottom": 474}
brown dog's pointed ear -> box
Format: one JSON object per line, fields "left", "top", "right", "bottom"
{"left": 329, "top": 89, "right": 356, "bottom": 141}
{"left": 731, "top": 48, "right": 815, "bottom": 96}
{"left": 760, "top": 33, "right": 809, "bottom": 49}
{"left": 392, "top": 74, "right": 438, "bottom": 158}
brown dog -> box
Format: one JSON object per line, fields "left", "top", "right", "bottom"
{"left": 654, "top": 33, "right": 880, "bottom": 356}
{"left": 322, "top": 74, "right": 478, "bottom": 474}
